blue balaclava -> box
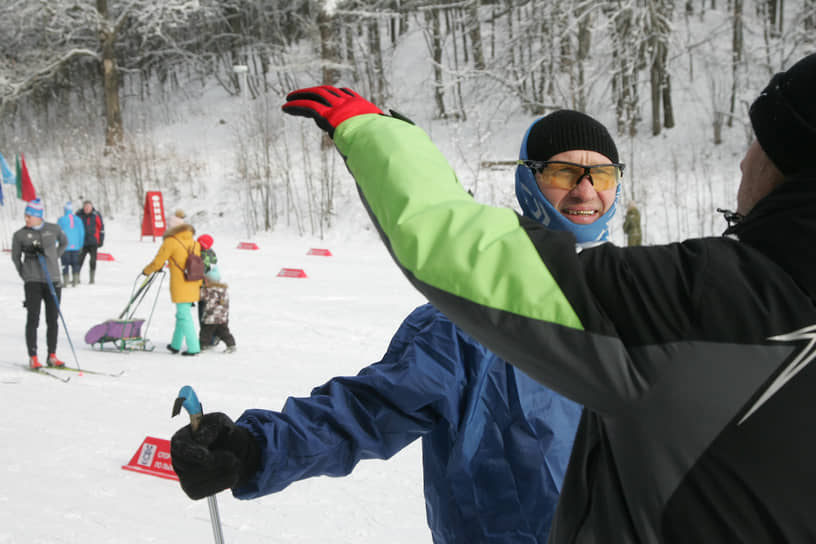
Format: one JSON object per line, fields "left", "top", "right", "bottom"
{"left": 515, "top": 110, "right": 620, "bottom": 243}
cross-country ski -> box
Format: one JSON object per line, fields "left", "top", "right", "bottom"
{"left": 20, "top": 364, "right": 71, "bottom": 383}
{"left": 51, "top": 366, "right": 126, "bottom": 377}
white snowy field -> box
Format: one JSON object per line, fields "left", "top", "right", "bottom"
{"left": 0, "top": 217, "right": 432, "bottom": 543}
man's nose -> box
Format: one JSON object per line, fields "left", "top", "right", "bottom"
{"left": 570, "top": 176, "right": 596, "bottom": 198}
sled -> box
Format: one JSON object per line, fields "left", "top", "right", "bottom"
{"left": 85, "top": 271, "right": 166, "bottom": 352}
{"left": 84, "top": 319, "right": 151, "bottom": 351}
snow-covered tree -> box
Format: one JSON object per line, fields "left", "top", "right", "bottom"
{"left": 0, "top": 1, "right": 242, "bottom": 148}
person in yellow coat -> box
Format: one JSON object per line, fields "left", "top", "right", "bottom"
{"left": 142, "top": 220, "right": 202, "bottom": 355}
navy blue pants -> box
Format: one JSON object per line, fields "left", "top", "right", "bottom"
{"left": 61, "top": 250, "right": 81, "bottom": 275}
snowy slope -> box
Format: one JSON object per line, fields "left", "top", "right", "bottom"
{"left": 0, "top": 217, "right": 431, "bottom": 543}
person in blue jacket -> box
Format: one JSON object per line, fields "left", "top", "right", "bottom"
{"left": 170, "top": 110, "right": 622, "bottom": 542}
{"left": 57, "top": 201, "right": 85, "bottom": 288}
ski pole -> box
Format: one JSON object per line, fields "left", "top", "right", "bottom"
{"left": 172, "top": 385, "right": 225, "bottom": 544}
{"left": 37, "top": 253, "right": 81, "bottom": 371}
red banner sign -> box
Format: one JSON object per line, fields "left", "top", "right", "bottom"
{"left": 141, "top": 192, "right": 166, "bottom": 241}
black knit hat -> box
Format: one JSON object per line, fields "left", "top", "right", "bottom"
{"left": 525, "top": 110, "right": 619, "bottom": 163}
{"left": 749, "top": 52, "right": 816, "bottom": 176}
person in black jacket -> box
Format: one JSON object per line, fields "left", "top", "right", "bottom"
{"left": 76, "top": 199, "right": 105, "bottom": 284}
{"left": 273, "top": 52, "right": 816, "bottom": 542}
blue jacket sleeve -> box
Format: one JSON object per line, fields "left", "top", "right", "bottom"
{"left": 233, "top": 304, "right": 468, "bottom": 499}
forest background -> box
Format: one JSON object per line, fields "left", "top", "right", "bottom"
{"left": 0, "top": 0, "right": 814, "bottom": 245}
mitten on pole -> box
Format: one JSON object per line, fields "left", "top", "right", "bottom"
{"left": 170, "top": 412, "right": 261, "bottom": 500}
{"left": 281, "top": 86, "right": 383, "bottom": 138}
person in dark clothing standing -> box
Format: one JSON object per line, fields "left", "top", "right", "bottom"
{"left": 271, "top": 52, "right": 816, "bottom": 542}
{"left": 76, "top": 199, "right": 105, "bottom": 284}
{"left": 11, "top": 199, "right": 68, "bottom": 369}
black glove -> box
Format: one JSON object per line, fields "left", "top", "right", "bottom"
{"left": 281, "top": 86, "right": 383, "bottom": 138}
{"left": 170, "top": 412, "right": 261, "bottom": 500}
{"left": 24, "top": 240, "right": 44, "bottom": 256}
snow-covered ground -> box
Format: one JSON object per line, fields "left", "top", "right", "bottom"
{"left": 0, "top": 217, "right": 432, "bottom": 543}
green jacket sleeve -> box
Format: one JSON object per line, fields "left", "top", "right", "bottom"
{"left": 335, "top": 114, "right": 582, "bottom": 328}
{"left": 333, "top": 115, "right": 641, "bottom": 412}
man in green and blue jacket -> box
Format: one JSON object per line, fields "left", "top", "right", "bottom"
{"left": 170, "top": 111, "right": 624, "bottom": 542}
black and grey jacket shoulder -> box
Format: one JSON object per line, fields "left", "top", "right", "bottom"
{"left": 545, "top": 172, "right": 816, "bottom": 543}
{"left": 11, "top": 222, "right": 68, "bottom": 286}
{"left": 331, "top": 114, "right": 816, "bottom": 543}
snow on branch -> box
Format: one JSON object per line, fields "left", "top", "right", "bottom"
{"left": 0, "top": 48, "right": 99, "bottom": 116}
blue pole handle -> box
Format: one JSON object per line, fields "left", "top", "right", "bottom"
{"left": 173, "top": 385, "right": 203, "bottom": 431}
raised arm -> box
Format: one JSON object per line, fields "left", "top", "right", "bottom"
{"left": 282, "top": 87, "right": 631, "bottom": 411}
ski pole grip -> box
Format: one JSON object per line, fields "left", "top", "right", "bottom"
{"left": 172, "top": 385, "right": 204, "bottom": 431}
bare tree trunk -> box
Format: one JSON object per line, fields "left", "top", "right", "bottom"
{"left": 367, "top": 18, "right": 386, "bottom": 105}
{"left": 662, "top": 71, "right": 674, "bottom": 129}
{"left": 466, "top": 0, "right": 486, "bottom": 70}
{"left": 608, "top": 2, "right": 639, "bottom": 136}
{"left": 447, "top": 8, "right": 466, "bottom": 120}
{"left": 767, "top": 0, "right": 778, "bottom": 33}
{"left": 389, "top": 1, "right": 398, "bottom": 45}
{"left": 490, "top": 5, "right": 496, "bottom": 59}
{"left": 506, "top": 0, "right": 519, "bottom": 99}
{"left": 575, "top": 1, "right": 591, "bottom": 112}
{"left": 712, "top": 113, "right": 723, "bottom": 144}
{"left": 778, "top": 0, "right": 784, "bottom": 34}
{"left": 647, "top": 0, "right": 674, "bottom": 135}
{"left": 319, "top": 10, "right": 341, "bottom": 87}
{"left": 425, "top": 7, "right": 446, "bottom": 118}
{"left": 344, "top": 22, "right": 360, "bottom": 84}
{"left": 728, "top": 0, "right": 743, "bottom": 128}
{"left": 458, "top": 8, "right": 468, "bottom": 65}
{"left": 97, "top": 0, "right": 123, "bottom": 149}
{"left": 650, "top": 59, "right": 661, "bottom": 136}
{"left": 319, "top": 9, "right": 341, "bottom": 150}
{"left": 806, "top": 0, "right": 816, "bottom": 30}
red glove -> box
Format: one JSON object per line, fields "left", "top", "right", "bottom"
{"left": 282, "top": 86, "right": 383, "bottom": 138}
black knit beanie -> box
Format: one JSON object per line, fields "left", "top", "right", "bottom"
{"left": 525, "top": 110, "right": 619, "bottom": 163}
{"left": 749, "top": 52, "right": 816, "bottom": 176}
